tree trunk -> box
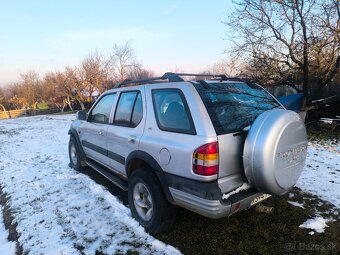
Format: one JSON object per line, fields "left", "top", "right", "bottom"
{"left": 61, "top": 103, "right": 65, "bottom": 113}
{"left": 66, "top": 96, "right": 74, "bottom": 111}
{"left": 0, "top": 104, "right": 9, "bottom": 118}
{"left": 79, "top": 101, "right": 85, "bottom": 110}
{"left": 298, "top": 0, "right": 309, "bottom": 110}
{"left": 301, "top": 64, "right": 309, "bottom": 110}
{"left": 54, "top": 103, "right": 63, "bottom": 112}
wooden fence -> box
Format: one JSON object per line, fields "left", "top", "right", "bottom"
{"left": 0, "top": 109, "right": 27, "bottom": 120}
{"left": 0, "top": 108, "right": 63, "bottom": 120}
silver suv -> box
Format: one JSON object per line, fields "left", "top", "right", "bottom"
{"left": 68, "top": 73, "right": 308, "bottom": 234}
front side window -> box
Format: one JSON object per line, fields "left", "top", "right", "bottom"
{"left": 152, "top": 89, "right": 195, "bottom": 134}
{"left": 89, "top": 93, "right": 116, "bottom": 123}
{"left": 114, "top": 91, "right": 143, "bottom": 127}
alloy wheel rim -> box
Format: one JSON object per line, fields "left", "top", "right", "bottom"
{"left": 133, "top": 182, "right": 153, "bottom": 221}
{"left": 70, "top": 144, "right": 78, "bottom": 166}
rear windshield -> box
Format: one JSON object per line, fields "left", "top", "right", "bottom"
{"left": 193, "top": 82, "right": 282, "bottom": 135}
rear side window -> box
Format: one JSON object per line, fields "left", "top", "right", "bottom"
{"left": 131, "top": 93, "right": 143, "bottom": 127}
{"left": 114, "top": 91, "right": 143, "bottom": 127}
{"left": 89, "top": 93, "right": 116, "bottom": 123}
{"left": 194, "top": 82, "right": 282, "bottom": 135}
{"left": 152, "top": 89, "right": 196, "bottom": 135}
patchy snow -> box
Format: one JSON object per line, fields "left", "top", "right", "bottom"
{"left": 222, "top": 183, "right": 251, "bottom": 200}
{"left": 288, "top": 201, "right": 305, "bottom": 209}
{"left": 299, "top": 216, "right": 331, "bottom": 233}
{"left": 0, "top": 115, "right": 181, "bottom": 255}
{"left": 297, "top": 141, "right": 340, "bottom": 208}
{"left": 0, "top": 114, "right": 339, "bottom": 252}
{"left": 0, "top": 205, "right": 15, "bottom": 255}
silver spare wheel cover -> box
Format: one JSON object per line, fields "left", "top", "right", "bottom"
{"left": 243, "top": 109, "right": 308, "bottom": 195}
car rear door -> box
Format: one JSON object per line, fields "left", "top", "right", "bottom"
{"left": 105, "top": 87, "right": 146, "bottom": 176}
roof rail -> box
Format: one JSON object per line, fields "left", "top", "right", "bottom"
{"left": 166, "top": 72, "right": 228, "bottom": 80}
{"left": 113, "top": 72, "right": 228, "bottom": 88}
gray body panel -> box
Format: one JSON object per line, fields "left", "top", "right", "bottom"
{"left": 217, "top": 133, "right": 248, "bottom": 193}
{"left": 80, "top": 122, "right": 108, "bottom": 163}
{"left": 141, "top": 82, "right": 217, "bottom": 182}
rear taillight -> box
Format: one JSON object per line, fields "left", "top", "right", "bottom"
{"left": 192, "top": 142, "right": 219, "bottom": 176}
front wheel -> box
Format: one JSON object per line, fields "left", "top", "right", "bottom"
{"left": 128, "top": 169, "right": 177, "bottom": 235}
{"left": 68, "top": 136, "right": 86, "bottom": 171}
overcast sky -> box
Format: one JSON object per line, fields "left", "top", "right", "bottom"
{"left": 0, "top": 0, "right": 235, "bottom": 85}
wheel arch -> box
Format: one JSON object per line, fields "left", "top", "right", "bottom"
{"left": 126, "top": 151, "right": 174, "bottom": 202}
{"left": 68, "top": 128, "right": 86, "bottom": 156}
{"left": 125, "top": 151, "right": 163, "bottom": 177}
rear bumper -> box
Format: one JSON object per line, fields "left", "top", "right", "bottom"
{"left": 169, "top": 187, "right": 269, "bottom": 219}
{"left": 156, "top": 171, "right": 271, "bottom": 219}
{"left": 169, "top": 187, "right": 230, "bottom": 218}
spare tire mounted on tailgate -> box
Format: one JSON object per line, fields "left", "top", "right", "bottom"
{"left": 243, "top": 109, "right": 308, "bottom": 195}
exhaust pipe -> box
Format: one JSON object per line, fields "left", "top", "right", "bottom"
{"left": 255, "top": 204, "right": 274, "bottom": 213}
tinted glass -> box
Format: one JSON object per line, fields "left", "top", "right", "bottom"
{"left": 152, "top": 89, "right": 194, "bottom": 134}
{"left": 131, "top": 93, "right": 143, "bottom": 127}
{"left": 90, "top": 93, "right": 116, "bottom": 123}
{"left": 114, "top": 91, "right": 138, "bottom": 127}
{"left": 194, "top": 82, "right": 282, "bottom": 135}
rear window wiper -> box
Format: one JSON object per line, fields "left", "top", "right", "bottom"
{"left": 233, "top": 125, "right": 251, "bottom": 136}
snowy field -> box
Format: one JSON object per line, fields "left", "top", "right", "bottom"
{"left": 0, "top": 114, "right": 339, "bottom": 254}
{"left": 0, "top": 115, "right": 180, "bottom": 255}
{"left": 296, "top": 140, "right": 340, "bottom": 208}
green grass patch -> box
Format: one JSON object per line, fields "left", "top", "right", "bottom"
{"left": 158, "top": 188, "right": 339, "bottom": 255}
{"left": 306, "top": 122, "right": 339, "bottom": 143}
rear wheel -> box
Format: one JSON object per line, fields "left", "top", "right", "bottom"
{"left": 128, "top": 169, "right": 177, "bottom": 235}
{"left": 68, "top": 136, "right": 86, "bottom": 171}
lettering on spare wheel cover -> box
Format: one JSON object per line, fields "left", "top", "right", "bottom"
{"left": 276, "top": 145, "right": 307, "bottom": 164}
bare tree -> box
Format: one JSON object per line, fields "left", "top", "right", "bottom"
{"left": 210, "top": 58, "right": 243, "bottom": 77}
{"left": 0, "top": 87, "right": 5, "bottom": 106}
{"left": 126, "top": 68, "right": 155, "bottom": 80}
{"left": 63, "top": 67, "right": 88, "bottom": 110}
{"left": 0, "top": 87, "right": 8, "bottom": 116}
{"left": 225, "top": 0, "right": 339, "bottom": 105}
{"left": 11, "top": 71, "right": 42, "bottom": 109}
{"left": 43, "top": 72, "right": 74, "bottom": 111}
{"left": 79, "top": 50, "right": 111, "bottom": 95}
{"left": 1, "top": 42, "right": 152, "bottom": 111}
{"left": 110, "top": 41, "right": 140, "bottom": 82}
{"left": 44, "top": 67, "right": 87, "bottom": 111}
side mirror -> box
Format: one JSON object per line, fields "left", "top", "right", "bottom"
{"left": 76, "top": 110, "right": 87, "bottom": 120}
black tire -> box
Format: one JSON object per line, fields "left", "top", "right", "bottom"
{"left": 128, "top": 169, "right": 177, "bottom": 235}
{"left": 68, "top": 136, "right": 86, "bottom": 171}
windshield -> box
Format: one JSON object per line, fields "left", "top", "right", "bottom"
{"left": 193, "top": 82, "right": 282, "bottom": 135}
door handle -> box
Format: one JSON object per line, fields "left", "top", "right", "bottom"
{"left": 99, "top": 130, "right": 104, "bottom": 136}
{"left": 128, "top": 136, "right": 136, "bottom": 143}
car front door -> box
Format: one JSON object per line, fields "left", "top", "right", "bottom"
{"left": 106, "top": 88, "right": 145, "bottom": 176}
{"left": 79, "top": 93, "right": 116, "bottom": 164}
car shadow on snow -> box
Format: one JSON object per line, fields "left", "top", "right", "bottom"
{"left": 79, "top": 167, "right": 128, "bottom": 205}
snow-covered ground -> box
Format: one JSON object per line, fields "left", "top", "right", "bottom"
{"left": 0, "top": 114, "right": 339, "bottom": 254}
{"left": 0, "top": 115, "right": 181, "bottom": 255}
{"left": 297, "top": 140, "right": 340, "bottom": 208}
{"left": 0, "top": 205, "right": 15, "bottom": 255}
{"left": 299, "top": 216, "right": 333, "bottom": 234}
